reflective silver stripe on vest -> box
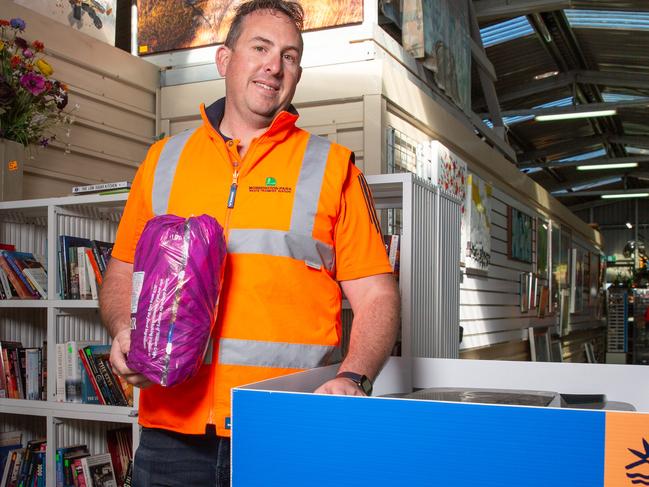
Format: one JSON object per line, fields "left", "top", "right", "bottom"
{"left": 218, "top": 338, "right": 340, "bottom": 369}
{"left": 228, "top": 229, "right": 334, "bottom": 271}
{"left": 290, "top": 135, "right": 330, "bottom": 235}
{"left": 152, "top": 129, "right": 196, "bottom": 215}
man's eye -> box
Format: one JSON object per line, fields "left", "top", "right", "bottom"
{"left": 283, "top": 54, "right": 296, "bottom": 63}
{"left": 254, "top": 46, "right": 266, "bottom": 52}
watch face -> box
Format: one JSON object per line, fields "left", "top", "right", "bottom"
{"left": 360, "top": 376, "right": 372, "bottom": 395}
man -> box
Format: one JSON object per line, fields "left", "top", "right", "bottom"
{"left": 99, "top": 1, "right": 400, "bottom": 485}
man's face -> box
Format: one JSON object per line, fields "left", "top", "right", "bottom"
{"left": 217, "top": 10, "right": 303, "bottom": 127}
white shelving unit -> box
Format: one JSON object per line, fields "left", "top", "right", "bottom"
{"left": 0, "top": 192, "right": 138, "bottom": 486}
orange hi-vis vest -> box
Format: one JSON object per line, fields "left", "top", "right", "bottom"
{"left": 112, "top": 99, "right": 392, "bottom": 437}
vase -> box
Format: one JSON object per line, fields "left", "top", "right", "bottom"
{"left": 0, "top": 139, "right": 24, "bottom": 201}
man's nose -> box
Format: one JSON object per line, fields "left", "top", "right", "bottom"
{"left": 264, "top": 54, "right": 282, "bottom": 76}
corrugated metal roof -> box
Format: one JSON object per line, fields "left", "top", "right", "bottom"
{"left": 472, "top": 1, "right": 649, "bottom": 209}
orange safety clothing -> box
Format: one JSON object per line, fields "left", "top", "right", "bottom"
{"left": 112, "top": 98, "right": 392, "bottom": 437}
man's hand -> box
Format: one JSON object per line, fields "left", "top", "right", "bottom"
{"left": 314, "top": 377, "right": 366, "bottom": 396}
{"left": 110, "top": 328, "right": 152, "bottom": 388}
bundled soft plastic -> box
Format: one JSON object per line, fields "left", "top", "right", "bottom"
{"left": 127, "top": 214, "right": 226, "bottom": 387}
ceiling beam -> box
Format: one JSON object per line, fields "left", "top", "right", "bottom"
{"left": 496, "top": 99, "right": 649, "bottom": 118}
{"left": 576, "top": 70, "right": 649, "bottom": 90}
{"left": 610, "top": 136, "right": 649, "bottom": 149}
{"left": 548, "top": 174, "right": 624, "bottom": 193}
{"left": 476, "top": 70, "right": 649, "bottom": 109}
{"left": 554, "top": 188, "right": 649, "bottom": 198}
{"left": 474, "top": 0, "right": 573, "bottom": 22}
{"left": 517, "top": 135, "right": 605, "bottom": 163}
{"left": 521, "top": 155, "right": 649, "bottom": 170}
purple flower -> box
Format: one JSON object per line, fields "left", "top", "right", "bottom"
{"left": 22, "top": 48, "right": 34, "bottom": 59}
{"left": 19, "top": 72, "right": 46, "bottom": 96}
{"left": 10, "top": 18, "right": 26, "bottom": 31}
{"left": 39, "top": 138, "right": 50, "bottom": 148}
{"left": 14, "top": 37, "right": 28, "bottom": 50}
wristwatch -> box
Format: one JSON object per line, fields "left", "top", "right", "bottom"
{"left": 336, "top": 371, "right": 373, "bottom": 396}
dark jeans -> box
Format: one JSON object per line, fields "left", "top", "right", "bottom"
{"left": 133, "top": 426, "right": 230, "bottom": 487}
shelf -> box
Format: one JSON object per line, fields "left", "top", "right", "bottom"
{"left": 0, "top": 398, "right": 137, "bottom": 423}
{"left": 0, "top": 299, "right": 99, "bottom": 308}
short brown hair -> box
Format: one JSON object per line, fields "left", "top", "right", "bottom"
{"left": 224, "top": 0, "right": 304, "bottom": 48}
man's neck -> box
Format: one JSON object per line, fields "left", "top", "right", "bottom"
{"left": 219, "top": 110, "right": 273, "bottom": 157}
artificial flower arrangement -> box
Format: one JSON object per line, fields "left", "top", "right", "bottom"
{"left": 0, "top": 17, "right": 73, "bottom": 148}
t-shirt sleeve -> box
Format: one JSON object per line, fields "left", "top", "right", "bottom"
{"left": 334, "top": 163, "right": 393, "bottom": 281}
{"left": 111, "top": 144, "right": 159, "bottom": 263}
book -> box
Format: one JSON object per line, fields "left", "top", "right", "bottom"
{"left": 65, "top": 341, "right": 100, "bottom": 403}
{"left": 0, "top": 431, "right": 22, "bottom": 484}
{"left": 72, "top": 181, "right": 131, "bottom": 195}
{"left": 0, "top": 252, "right": 40, "bottom": 298}
{"left": 1, "top": 448, "right": 23, "bottom": 487}
{"left": 62, "top": 450, "right": 90, "bottom": 487}
{"left": 22, "top": 268, "right": 47, "bottom": 299}
{"left": 55, "top": 445, "right": 88, "bottom": 487}
{"left": 81, "top": 453, "right": 117, "bottom": 487}
{"left": 106, "top": 428, "right": 132, "bottom": 486}
{"left": 24, "top": 348, "right": 42, "bottom": 400}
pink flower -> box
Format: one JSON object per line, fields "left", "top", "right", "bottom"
{"left": 22, "top": 48, "right": 34, "bottom": 58}
{"left": 19, "top": 72, "right": 46, "bottom": 95}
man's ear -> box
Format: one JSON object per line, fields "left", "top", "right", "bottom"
{"left": 216, "top": 46, "right": 231, "bottom": 77}
{"left": 296, "top": 65, "right": 302, "bottom": 84}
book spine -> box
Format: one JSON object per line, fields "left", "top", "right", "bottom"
{"left": 77, "top": 349, "right": 103, "bottom": 405}
{"left": 84, "top": 348, "right": 112, "bottom": 405}
{"left": 67, "top": 248, "right": 80, "bottom": 300}
{"left": 95, "top": 356, "right": 122, "bottom": 406}
{"left": 0, "top": 257, "right": 31, "bottom": 299}
{"left": 1, "top": 253, "right": 38, "bottom": 298}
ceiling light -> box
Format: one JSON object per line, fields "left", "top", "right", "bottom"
{"left": 601, "top": 193, "right": 649, "bottom": 199}
{"left": 577, "top": 162, "right": 638, "bottom": 171}
{"left": 534, "top": 70, "right": 559, "bottom": 80}
{"left": 627, "top": 147, "right": 649, "bottom": 155}
{"left": 626, "top": 222, "right": 633, "bottom": 229}
{"left": 536, "top": 109, "right": 617, "bottom": 121}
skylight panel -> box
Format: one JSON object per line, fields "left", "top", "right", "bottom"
{"left": 602, "top": 93, "right": 649, "bottom": 103}
{"left": 480, "top": 16, "right": 534, "bottom": 47}
{"left": 558, "top": 148, "right": 607, "bottom": 162}
{"left": 571, "top": 177, "right": 622, "bottom": 192}
{"left": 565, "top": 10, "right": 649, "bottom": 31}
{"left": 521, "top": 167, "right": 543, "bottom": 175}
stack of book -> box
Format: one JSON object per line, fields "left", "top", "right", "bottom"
{"left": 0, "top": 438, "right": 46, "bottom": 487}
{"left": 58, "top": 236, "right": 113, "bottom": 300}
{"left": 56, "top": 341, "right": 132, "bottom": 407}
{"left": 0, "top": 341, "right": 46, "bottom": 401}
{"left": 0, "top": 244, "right": 47, "bottom": 300}
{"left": 55, "top": 445, "right": 119, "bottom": 487}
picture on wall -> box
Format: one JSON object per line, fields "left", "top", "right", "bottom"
{"left": 508, "top": 207, "right": 533, "bottom": 263}
{"left": 136, "top": 0, "right": 364, "bottom": 54}
{"left": 14, "top": 0, "right": 117, "bottom": 45}
{"left": 463, "top": 173, "right": 492, "bottom": 272}
{"left": 537, "top": 220, "right": 548, "bottom": 278}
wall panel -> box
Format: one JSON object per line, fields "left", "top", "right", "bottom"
{"left": 3, "top": 1, "right": 158, "bottom": 199}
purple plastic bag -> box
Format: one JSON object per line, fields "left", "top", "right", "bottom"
{"left": 126, "top": 214, "right": 226, "bottom": 387}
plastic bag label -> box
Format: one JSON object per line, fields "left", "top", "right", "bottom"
{"left": 131, "top": 271, "right": 145, "bottom": 313}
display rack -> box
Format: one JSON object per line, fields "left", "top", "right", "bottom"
{"left": 0, "top": 192, "right": 138, "bottom": 486}
{"left": 366, "top": 173, "right": 461, "bottom": 359}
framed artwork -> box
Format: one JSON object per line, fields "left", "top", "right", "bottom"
{"left": 520, "top": 272, "right": 529, "bottom": 313}
{"left": 15, "top": 0, "right": 117, "bottom": 45}
{"left": 537, "top": 220, "right": 548, "bottom": 278}
{"left": 508, "top": 207, "right": 533, "bottom": 263}
{"left": 137, "top": 0, "right": 364, "bottom": 55}
{"left": 550, "top": 340, "right": 563, "bottom": 362}
{"left": 464, "top": 174, "right": 492, "bottom": 272}
{"left": 559, "top": 289, "right": 571, "bottom": 336}
{"left": 528, "top": 327, "right": 551, "bottom": 362}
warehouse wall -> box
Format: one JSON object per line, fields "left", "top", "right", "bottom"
{"left": 4, "top": 1, "right": 158, "bottom": 199}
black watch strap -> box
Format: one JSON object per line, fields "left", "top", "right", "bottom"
{"left": 336, "top": 371, "right": 373, "bottom": 395}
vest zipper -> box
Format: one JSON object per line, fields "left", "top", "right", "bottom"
{"left": 223, "top": 161, "right": 239, "bottom": 239}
